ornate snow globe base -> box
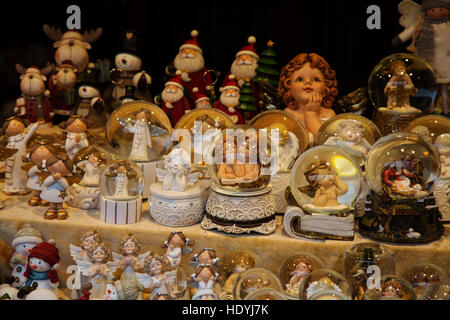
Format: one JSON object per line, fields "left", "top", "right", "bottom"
{"left": 372, "top": 109, "right": 421, "bottom": 136}
{"left": 271, "top": 172, "right": 291, "bottom": 214}
{"left": 435, "top": 180, "right": 450, "bottom": 223}
{"left": 149, "top": 184, "right": 207, "bottom": 227}
{"left": 99, "top": 195, "right": 143, "bottom": 225}
{"left": 66, "top": 185, "right": 101, "bottom": 210}
{"left": 137, "top": 160, "right": 164, "bottom": 199}
{"left": 201, "top": 184, "right": 276, "bottom": 235}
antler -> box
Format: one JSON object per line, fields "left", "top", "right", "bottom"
{"left": 43, "top": 24, "right": 63, "bottom": 41}
{"left": 83, "top": 27, "right": 103, "bottom": 43}
{"left": 15, "top": 63, "right": 27, "bottom": 74}
{"left": 41, "top": 62, "right": 55, "bottom": 76}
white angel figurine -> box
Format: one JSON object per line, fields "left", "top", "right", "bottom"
{"left": 267, "top": 122, "right": 300, "bottom": 172}
{"left": 162, "top": 231, "right": 194, "bottom": 267}
{"left": 74, "top": 242, "right": 120, "bottom": 300}
{"left": 77, "top": 151, "right": 105, "bottom": 187}
{"left": 435, "top": 133, "right": 450, "bottom": 179}
{"left": 112, "top": 165, "right": 130, "bottom": 199}
{"left": 191, "top": 265, "right": 219, "bottom": 300}
{"left": 118, "top": 108, "right": 168, "bottom": 162}
{"left": 112, "top": 233, "right": 152, "bottom": 282}
{"left": 155, "top": 147, "right": 202, "bottom": 192}
{"left": 64, "top": 116, "right": 89, "bottom": 160}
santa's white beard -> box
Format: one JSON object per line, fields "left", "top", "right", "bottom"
{"left": 220, "top": 94, "right": 239, "bottom": 108}
{"left": 231, "top": 60, "right": 257, "bottom": 83}
{"left": 174, "top": 53, "right": 205, "bottom": 74}
{"left": 162, "top": 88, "right": 184, "bottom": 104}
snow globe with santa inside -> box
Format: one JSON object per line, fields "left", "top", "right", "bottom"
{"left": 105, "top": 101, "right": 172, "bottom": 199}
{"left": 99, "top": 159, "right": 144, "bottom": 224}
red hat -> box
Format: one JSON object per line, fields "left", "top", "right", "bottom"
{"left": 220, "top": 74, "right": 240, "bottom": 92}
{"left": 28, "top": 241, "right": 60, "bottom": 267}
{"left": 236, "top": 36, "right": 258, "bottom": 59}
{"left": 192, "top": 87, "right": 210, "bottom": 104}
{"left": 165, "top": 70, "right": 184, "bottom": 90}
{"left": 179, "top": 30, "right": 202, "bottom": 54}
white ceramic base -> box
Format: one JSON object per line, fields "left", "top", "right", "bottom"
{"left": 66, "top": 184, "right": 101, "bottom": 210}
{"left": 271, "top": 172, "right": 291, "bottom": 214}
{"left": 99, "top": 196, "right": 142, "bottom": 225}
{"left": 435, "top": 180, "right": 450, "bottom": 222}
{"left": 137, "top": 160, "right": 164, "bottom": 199}
{"left": 149, "top": 183, "right": 207, "bottom": 227}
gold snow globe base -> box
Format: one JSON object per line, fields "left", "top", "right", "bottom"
{"left": 372, "top": 109, "right": 422, "bottom": 136}
{"left": 201, "top": 184, "right": 276, "bottom": 235}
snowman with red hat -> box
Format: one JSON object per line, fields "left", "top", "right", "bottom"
{"left": 161, "top": 71, "right": 191, "bottom": 126}
{"left": 214, "top": 74, "right": 244, "bottom": 124}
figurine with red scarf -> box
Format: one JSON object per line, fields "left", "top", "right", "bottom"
{"left": 214, "top": 74, "right": 244, "bottom": 124}
{"left": 172, "top": 30, "right": 212, "bottom": 105}
{"left": 161, "top": 71, "right": 191, "bottom": 126}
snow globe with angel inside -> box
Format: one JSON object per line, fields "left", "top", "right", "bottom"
{"left": 105, "top": 101, "right": 172, "bottom": 198}
{"left": 359, "top": 132, "right": 443, "bottom": 243}
{"left": 283, "top": 145, "right": 362, "bottom": 240}
{"left": 369, "top": 53, "right": 437, "bottom": 135}
{"left": 249, "top": 110, "right": 309, "bottom": 214}
{"left": 201, "top": 125, "right": 278, "bottom": 235}
{"left": 99, "top": 159, "right": 144, "bottom": 224}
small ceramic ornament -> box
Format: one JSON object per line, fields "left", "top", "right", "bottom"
{"left": 190, "top": 248, "right": 220, "bottom": 269}
{"left": 162, "top": 232, "right": 194, "bottom": 267}
{"left": 49, "top": 60, "right": 78, "bottom": 123}
{"left": 160, "top": 71, "right": 191, "bottom": 126}
{"left": 63, "top": 115, "right": 89, "bottom": 160}
{"left": 192, "top": 87, "right": 212, "bottom": 108}
{"left": 436, "top": 133, "right": 450, "bottom": 179}
{"left": 299, "top": 269, "right": 352, "bottom": 300}
{"left": 214, "top": 74, "right": 243, "bottom": 124}
{"left": 191, "top": 265, "right": 219, "bottom": 300}
{"left": 102, "top": 279, "right": 143, "bottom": 300}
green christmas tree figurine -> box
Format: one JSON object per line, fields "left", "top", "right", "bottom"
{"left": 254, "top": 40, "right": 280, "bottom": 88}
{"left": 238, "top": 80, "right": 257, "bottom": 112}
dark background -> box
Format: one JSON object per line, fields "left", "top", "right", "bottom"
{"left": 0, "top": 0, "right": 410, "bottom": 121}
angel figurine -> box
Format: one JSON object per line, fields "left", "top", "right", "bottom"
{"left": 190, "top": 248, "right": 220, "bottom": 269}
{"left": 63, "top": 115, "right": 89, "bottom": 160}
{"left": 162, "top": 232, "right": 194, "bottom": 267}
{"left": 190, "top": 114, "right": 227, "bottom": 163}
{"left": 435, "top": 133, "right": 450, "bottom": 179}
{"left": 77, "top": 150, "right": 106, "bottom": 187}
{"left": 111, "top": 164, "right": 131, "bottom": 200}
{"left": 285, "top": 257, "right": 313, "bottom": 297}
{"left": 136, "top": 255, "right": 177, "bottom": 300}
{"left": 117, "top": 108, "right": 168, "bottom": 162}
{"left": 190, "top": 265, "right": 219, "bottom": 300}
{"left": 267, "top": 122, "right": 300, "bottom": 171}
{"left": 155, "top": 148, "right": 202, "bottom": 192}
{"left": 112, "top": 234, "right": 151, "bottom": 282}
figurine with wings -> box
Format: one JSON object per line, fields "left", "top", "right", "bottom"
{"left": 117, "top": 108, "right": 168, "bottom": 162}
{"left": 393, "top": 0, "right": 450, "bottom": 114}
{"left": 267, "top": 122, "right": 300, "bottom": 172}
{"left": 162, "top": 232, "right": 194, "bottom": 267}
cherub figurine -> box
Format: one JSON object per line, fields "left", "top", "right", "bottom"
{"left": 106, "top": 162, "right": 138, "bottom": 200}
{"left": 191, "top": 265, "right": 219, "bottom": 300}
{"left": 155, "top": 148, "right": 202, "bottom": 192}
{"left": 190, "top": 248, "right": 220, "bottom": 269}
{"left": 300, "top": 160, "right": 349, "bottom": 209}
{"left": 279, "top": 53, "right": 338, "bottom": 138}
{"left": 162, "top": 232, "right": 194, "bottom": 267}
{"left": 77, "top": 150, "right": 106, "bottom": 187}
{"left": 383, "top": 60, "right": 419, "bottom": 113}
{"left": 267, "top": 122, "right": 300, "bottom": 171}
{"left": 435, "top": 133, "right": 450, "bottom": 179}
{"left": 1, "top": 117, "right": 41, "bottom": 195}
{"left": 117, "top": 108, "right": 168, "bottom": 162}
{"left": 285, "top": 257, "right": 313, "bottom": 297}
{"left": 191, "top": 114, "right": 227, "bottom": 163}
{"left": 324, "top": 119, "right": 372, "bottom": 162}
{"left": 63, "top": 115, "right": 89, "bottom": 160}
{"left": 112, "top": 234, "right": 151, "bottom": 282}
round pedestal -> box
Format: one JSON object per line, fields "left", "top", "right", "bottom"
{"left": 149, "top": 184, "right": 207, "bottom": 227}
{"left": 435, "top": 180, "right": 450, "bottom": 222}
{"left": 372, "top": 109, "right": 421, "bottom": 135}
{"left": 271, "top": 172, "right": 291, "bottom": 214}
{"left": 99, "top": 196, "right": 142, "bottom": 225}
{"left": 66, "top": 184, "right": 101, "bottom": 210}
{"left": 137, "top": 160, "right": 164, "bottom": 199}
{"left": 201, "top": 185, "right": 276, "bottom": 235}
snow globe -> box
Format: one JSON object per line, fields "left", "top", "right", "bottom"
{"left": 368, "top": 53, "right": 437, "bottom": 135}
{"left": 278, "top": 253, "right": 324, "bottom": 300}
{"left": 343, "top": 242, "right": 397, "bottom": 300}
{"left": 201, "top": 126, "right": 278, "bottom": 235}
{"left": 298, "top": 269, "right": 352, "bottom": 300}
{"left": 404, "top": 115, "right": 450, "bottom": 222}
{"left": 66, "top": 146, "right": 112, "bottom": 210}
{"left": 363, "top": 275, "right": 417, "bottom": 300}
{"left": 420, "top": 284, "right": 450, "bottom": 300}
{"left": 283, "top": 145, "right": 362, "bottom": 240}
{"left": 243, "top": 288, "right": 288, "bottom": 300}
{"left": 105, "top": 101, "right": 172, "bottom": 198}
{"left": 249, "top": 110, "right": 309, "bottom": 214}
{"left": 400, "top": 263, "right": 448, "bottom": 299}
{"left": 232, "top": 268, "right": 283, "bottom": 300}
{"left": 359, "top": 132, "right": 444, "bottom": 243}
{"left": 99, "top": 160, "right": 144, "bottom": 224}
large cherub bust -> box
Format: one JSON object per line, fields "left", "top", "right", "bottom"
{"left": 279, "top": 53, "right": 338, "bottom": 138}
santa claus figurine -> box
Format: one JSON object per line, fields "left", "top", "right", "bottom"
{"left": 223, "top": 36, "right": 260, "bottom": 119}
{"left": 172, "top": 30, "right": 212, "bottom": 105}
{"left": 192, "top": 87, "right": 212, "bottom": 108}
{"left": 214, "top": 75, "right": 244, "bottom": 124}
{"left": 161, "top": 71, "right": 191, "bottom": 126}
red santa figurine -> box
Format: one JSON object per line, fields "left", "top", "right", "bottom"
{"left": 223, "top": 36, "right": 260, "bottom": 119}
{"left": 192, "top": 87, "right": 212, "bottom": 108}
{"left": 214, "top": 74, "right": 244, "bottom": 124}
{"left": 173, "top": 30, "right": 212, "bottom": 105}
{"left": 161, "top": 71, "right": 191, "bottom": 126}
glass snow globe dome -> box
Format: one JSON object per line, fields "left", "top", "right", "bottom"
{"left": 365, "top": 132, "right": 440, "bottom": 199}
{"left": 315, "top": 113, "right": 382, "bottom": 166}
{"left": 232, "top": 268, "right": 283, "bottom": 300}
{"left": 105, "top": 101, "right": 173, "bottom": 163}
{"left": 368, "top": 53, "right": 437, "bottom": 114}
{"left": 404, "top": 115, "right": 450, "bottom": 144}
{"left": 243, "top": 288, "right": 288, "bottom": 300}
{"left": 400, "top": 263, "right": 448, "bottom": 299}
{"left": 99, "top": 159, "right": 144, "bottom": 200}
{"left": 298, "top": 269, "right": 351, "bottom": 300}
{"left": 206, "top": 125, "right": 277, "bottom": 194}
{"left": 364, "top": 275, "right": 417, "bottom": 300}
{"left": 249, "top": 110, "right": 309, "bottom": 172}
{"left": 278, "top": 253, "right": 324, "bottom": 299}
{"left": 421, "top": 284, "right": 450, "bottom": 300}
{"left": 290, "top": 145, "right": 362, "bottom": 214}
